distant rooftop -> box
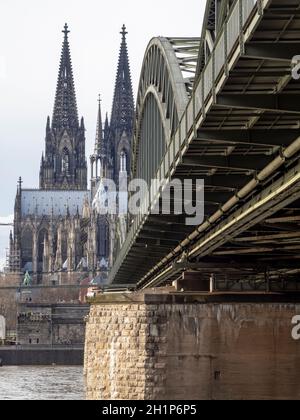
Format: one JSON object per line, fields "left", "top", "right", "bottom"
{"left": 21, "top": 189, "right": 90, "bottom": 217}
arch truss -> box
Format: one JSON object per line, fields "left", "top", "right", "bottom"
{"left": 132, "top": 36, "right": 200, "bottom": 183}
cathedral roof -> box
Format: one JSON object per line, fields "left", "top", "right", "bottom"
{"left": 21, "top": 190, "right": 90, "bottom": 217}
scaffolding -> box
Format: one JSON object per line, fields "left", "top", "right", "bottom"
{"left": 6, "top": 248, "right": 21, "bottom": 273}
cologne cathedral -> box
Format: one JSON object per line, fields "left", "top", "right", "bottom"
{"left": 8, "top": 24, "right": 134, "bottom": 283}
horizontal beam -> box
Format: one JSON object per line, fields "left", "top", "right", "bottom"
{"left": 196, "top": 129, "right": 300, "bottom": 147}
{"left": 139, "top": 230, "right": 187, "bottom": 242}
{"left": 131, "top": 249, "right": 172, "bottom": 258}
{"left": 176, "top": 174, "right": 251, "bottom": 189}
{"left": 230, "top": 70, "right": 290, "bottom": 78}
{"left": 143, "top": 223, "right": 193, "bottom": 234}
{"left": 152, "top": 189, "right": 232, "bottom": 204}
{"left": 202, "top": 256, "right": 300, "bottom": 269}
{"left": 213, "top": 247, "right": 276, "bottom": 255}
{"left": 135, "top": 237, "right": 179, "bottom": 247}
{"left": 267, "top": 8, "right": 300, "bottom": 16}
{"left": 147, "top": 215, "right": 188, "bottom": 225}
{"left": 173, "top": 261, "right": 260, "bottom": 271}
{"left": 265, "top": 216, "right": 300, "bottom": 224}
{"left": 233, "top": 231, "right": 300, "bottom": 243}
{"left": 182, "top": 155, "right": 271, "bottom": 171}
{"left": 217, "top": 94, "right": 300, "bottom": 114}
{"left": 214, "top": 245, "right": 300, "bottom": 256}
{"left": 123, "top": 255, "right": 162, "bottom": 266}
{"left": 244, "top": 42, "right": 300, "bottom": 63}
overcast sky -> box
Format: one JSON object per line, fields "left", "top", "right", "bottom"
{"left": 0, "top": 0, "right": 205, "bottom": 267}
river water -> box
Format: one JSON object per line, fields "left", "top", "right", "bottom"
{"left": 0, "top": 366, "right": 85, "bottom": 400}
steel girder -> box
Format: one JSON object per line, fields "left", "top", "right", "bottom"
{"left": 196, "top": 0, "right": 236, "bottom": 77}
{"left": 109, "top": 0, "right": 300, "bottom": 289}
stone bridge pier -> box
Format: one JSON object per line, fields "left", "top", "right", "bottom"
{"left": 84, "top": 290, "right": 300, "bottom": 400}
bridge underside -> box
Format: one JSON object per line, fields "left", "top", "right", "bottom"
{"left": 111, "top": 0, "right": 300, "bottom": 290}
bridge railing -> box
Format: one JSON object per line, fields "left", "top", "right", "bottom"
{"left": 109, "top": 0, "right": 262, "bottom": 282}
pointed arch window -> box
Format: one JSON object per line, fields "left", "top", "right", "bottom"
{"left": 98, "top": 219, "right": 109, "bottom": 258}
{"left": 98, "top": 157, "right": 102, "bottom": 179}
{"left": 62, "top": 148, "right": 70, "bottom": 175}
{"left": 120, "top": 151, "right": 127, "bottom": 173}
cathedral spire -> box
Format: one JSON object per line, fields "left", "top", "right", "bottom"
{"left": 94, "top": 94, "right": 104, "bottom": 156}
{"left": 52, "top": 23, "right": 79, "bottom": 131}
{"left": 46, "top": 116, "right": 51, "bottom": 132}
{"left": 104, "top": 112, "right": 110, "bottom": 148}
{"left": 105, "top": 113, "right": 109, "bottom": 131}
{"left": 40, "top": 24, "right": 87, "bottom": 191}
{"left": 110, "top": 25, "right": 134, "bottom": 135}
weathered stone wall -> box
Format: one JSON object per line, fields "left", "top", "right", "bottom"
{"left": 20, "top": 287, "right": 80, "bottom": 305}
{"left": 17, "top": 303, "right": 89, "bottom": 346}
{"left": 84, "top": 302, "right": 161, "bottom": 400}
{"left": 0, "top": 272, "right": 88, "bottom": 333}
{"left": 17, "top": 306, "right": 52, "bottom": 345}
{"left": 84, "top": 293, "right": 300, "bottom": 400}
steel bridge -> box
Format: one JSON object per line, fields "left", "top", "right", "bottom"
{"left": 109, "top": 0, "right": 300, "bottom": 291}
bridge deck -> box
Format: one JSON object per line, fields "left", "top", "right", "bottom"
{"left": 110, "top": 0, "right": 300, "bottom": 288}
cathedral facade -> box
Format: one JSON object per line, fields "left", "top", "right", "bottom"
{"left": 8, "top": 24, "right": 134, "bottom": 283}
{"left": 90, "top": 25, "right": 134, "bottom": 262}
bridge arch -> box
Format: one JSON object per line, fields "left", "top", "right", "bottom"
{"left": 132, "top": 37, "right": 199, "bottom": 182}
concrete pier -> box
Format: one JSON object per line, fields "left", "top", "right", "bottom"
{"left": 84, "top": 290, "right": 300, "bottom": 400}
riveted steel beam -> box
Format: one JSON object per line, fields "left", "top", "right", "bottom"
{"left": 182, "top": 155, "right": 271, "bottom": 171}
{"left": 196, "top": 129, "right": 300, "bottom": 147}
{"left": 217, "top": 94, "right": 300, "bottom": 114}
{"left": 244, "top": 42, "right": 300, "bottom": 63}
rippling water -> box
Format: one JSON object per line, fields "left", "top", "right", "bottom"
{"left": 0, "top": 366, "right": 85, "bottom": 400}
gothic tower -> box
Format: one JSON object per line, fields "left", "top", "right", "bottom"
{"left": 90, "top": 96, "right": 110, "bottom": 267}
{"left": 109, "top": 25, "right": 135, "bottom": 184}
{"left": 90, "top": 95, "right": 108, "bottom": 197}
{"left": 40, "top": 24, "right": 87, "bottom": 191}
{"left": 90, "top": 26, "right": 135, "bottom": 270}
